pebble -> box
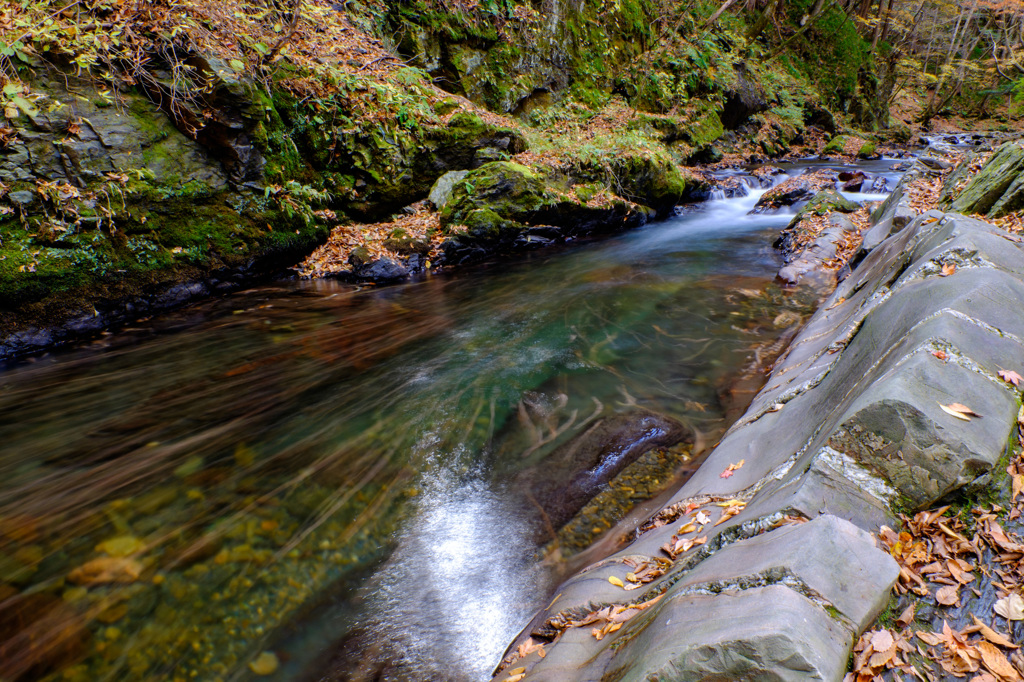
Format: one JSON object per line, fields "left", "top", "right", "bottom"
{"left": 248, "top": 651, "right": 279, "bottom": 675}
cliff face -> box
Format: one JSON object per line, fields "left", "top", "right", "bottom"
{"left": 0, "top": 0, "right": 882, "bottom": 357}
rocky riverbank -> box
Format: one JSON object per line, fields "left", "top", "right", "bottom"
{"left": 489, "top": 140, "right": 1024, "bottom": 681}
{"left": 0, "top": 0, "right": 932, "bottom": 361}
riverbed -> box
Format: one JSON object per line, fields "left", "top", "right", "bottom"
{"left": 0, "top": 158, "right": 904, "bottom": 682}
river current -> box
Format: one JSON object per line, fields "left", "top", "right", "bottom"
{"left": 0, "top": 158, "right": 904, "bottom": 682}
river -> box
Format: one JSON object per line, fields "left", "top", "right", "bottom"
{"left": 0, "top": 158, "right": 904, "bottom": 682}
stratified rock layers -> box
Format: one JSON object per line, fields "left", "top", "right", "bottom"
{"left": 492, "top": 174, "right": 1024, "bottom": 680}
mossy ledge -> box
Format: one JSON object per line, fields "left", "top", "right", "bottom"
{"left": 0, "top": 0, "right": 891, "bottom": 359}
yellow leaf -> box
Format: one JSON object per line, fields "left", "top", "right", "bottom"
{"left": 608, "top": 576, "right": 624, "bottom": 588}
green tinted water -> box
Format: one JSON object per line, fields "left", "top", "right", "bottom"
{"left": 0, "top": 184, "right": 823, "bottom": 682}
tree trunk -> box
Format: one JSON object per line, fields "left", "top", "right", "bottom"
{"left": 747, "top": 0, "right": 782, "bottom": 39}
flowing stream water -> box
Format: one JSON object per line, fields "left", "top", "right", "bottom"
{"left": 0, "top": 159, "right": 904, "bottom": 682}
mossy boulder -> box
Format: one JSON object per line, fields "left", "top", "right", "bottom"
{"left": 948, "top": 141, "right": 1024, "bottom": 218}
{"left": 437, "top": 161, "right": 653, "bottom": 265}
{"left": 857, "top": 141, "right": 878, "bottom": 159}
{"left": 606, "top": 152, "right": 693, "bottom": 211}
{"left": 794, "top": 189, "right": 859, "bottom": 219}
{"left": 441, "top": 162, "right": 551, "bottom": 228}
{"left": 822, "top": 135, "right": 848, "bottom": 155}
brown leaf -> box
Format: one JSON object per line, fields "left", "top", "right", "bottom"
{"left": 941, "top": 402, "right": 982, "bottom": 421}
{"left": 1000, "top": 370, "right": 1023, "bottom": 387}
{"left": 871, "top": 629, "right": 895, "bottom": 653}
{"left": 941, "top": 262, "right": 957, "bottom": 277}
{"left": 936, "top": 585, "right": 960, "bottom": 606}
{"left": 978, "top": 640, "right": 1021, "bottom": 680}
{"left": 67, "top": 557, "right": 143, "bottom": 585}
{"left": 972, "top": 615, "right": 1018, "bottom": 649}
{"left": 933, "top": 350, "right": 949, "bottom": 361}
{"left": 897, "top": 603, "right": 917, "bottom": 629}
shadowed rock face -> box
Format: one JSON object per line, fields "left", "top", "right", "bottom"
{"left": 515, "top": 410, "right": 691, "bottom": 533}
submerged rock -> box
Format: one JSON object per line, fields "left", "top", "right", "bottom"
{"left": 513, "top": 409, "right": 691, "bottom": 533}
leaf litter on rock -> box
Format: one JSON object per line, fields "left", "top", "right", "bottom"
{"left": 874, "top": 478, "right": 1024, "bottom": 680}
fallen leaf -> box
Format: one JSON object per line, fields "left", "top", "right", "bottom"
{"left": 933, "top": 350, "right": 948, "bottom": 361}
{"left": 608, "top": 576, "right": 625, "bottom": 588}
{"left": 978, "top": 641, "right": 1020, "bottom": 680}
{"left": 941, "top": 403, "right": 982, "bottom": 421}
{"left": 897, "top": 603, "right": 917, "bottom": 629}
{"left": 67, "top": 557, "right": 143, "bottom": 585}
{"left": 695, "top": 511, "right": 711, "bottom": 525}
{"left": 719, "top": 468, "right": 734, "bottom": 479}
{"left": 999, "top": 370, "right": 1023, "bottom": 387}
{"left": 871, "top": 629, "right": 895, "bottom": 652}
{"left": 995, "top": 594, "right": 1024, "bottom": 621}
{"left": 936, "top": 585, "right": 959, "bottom": 605}
{"left": 972, "top": 615, "right": 1018, "bottom": 649}
{"left": 941, "top": 262, "right": 957, "bottom": 276}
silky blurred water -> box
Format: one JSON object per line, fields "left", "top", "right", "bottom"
{"left": 0, "top": 159, "right": 903, "bottom": 682}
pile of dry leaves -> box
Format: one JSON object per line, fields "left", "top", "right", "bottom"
{"left": 297, "top": 202, "right": 443, "bottom": 279}
{"left": 848, "top": 404, "right": 1024, "bottom": 681}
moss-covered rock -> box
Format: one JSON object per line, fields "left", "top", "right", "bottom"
{"left": 437, "top": 161, "right": 654, "bottom": 265}
{"left": 857, "top": 141, "right": 878, "bottom": 159}
{"left": 388, "top": 0, "right": 659, "bottom": 115}
{"left": 792, "top": 189, "right": 859, "bottom": 220}
{"left": 441, "top": 162, "right": 550, "bottom": 228}
{"left": 948, "top": 141, "right": 1024, "bottom": 218}
{"left": 822, "top": 135, "right": 848, "bottom": 155}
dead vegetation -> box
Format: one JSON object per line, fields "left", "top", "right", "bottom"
{"left": 848, "top": 406, "right": 1024, "bottom": 682}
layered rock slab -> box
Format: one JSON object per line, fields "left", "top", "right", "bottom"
{"left": 492, "top": 173, "right": 1024, "bottom": 681}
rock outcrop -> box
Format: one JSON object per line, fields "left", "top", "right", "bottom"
{"left": 946, "top": 140, "right": 1024, "bottom": 218}
{"left": 492, "top": 172, "right": 1024, "bottom": 680}
{"left": 436, "top": 154, "right": 706, "bottom": 266}
{"left": 0, "top": 62, "right": 525, "bottom": 358}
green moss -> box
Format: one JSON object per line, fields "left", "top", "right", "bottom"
{"left": 822, "top": 135, "right": 847, "bottom": 154}
{"left": 441, "top": 161, "right": 549, "bottom": 227}
{"left": 857, "top": 141, "right": 878, "bottom": 158}
{"left": 688, "top": 107, "right": 725, "bottom": 147}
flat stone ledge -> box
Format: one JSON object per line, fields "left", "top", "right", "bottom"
{"left": 606, "top": 585, "right": 854, "bottom": 682}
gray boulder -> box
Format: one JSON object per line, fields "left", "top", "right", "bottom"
{"left": 427, "top": 169, "right": 469, "bottom": 209}
{"left": 949, "top": 141, "right": 1024, "bottom": 217}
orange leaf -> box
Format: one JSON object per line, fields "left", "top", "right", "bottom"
{"left": 936, "top": 585, "right": 959, "bottom": 606}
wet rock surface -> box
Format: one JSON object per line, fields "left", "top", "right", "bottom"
{"left": 492, "top": 169, "right": 1024, "bottom": 681}
{"left": 512, "top": 410, "right": 691, "bottom": 534}
{"left": 435, "top": 160, "right": 676, "bottom": 266}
